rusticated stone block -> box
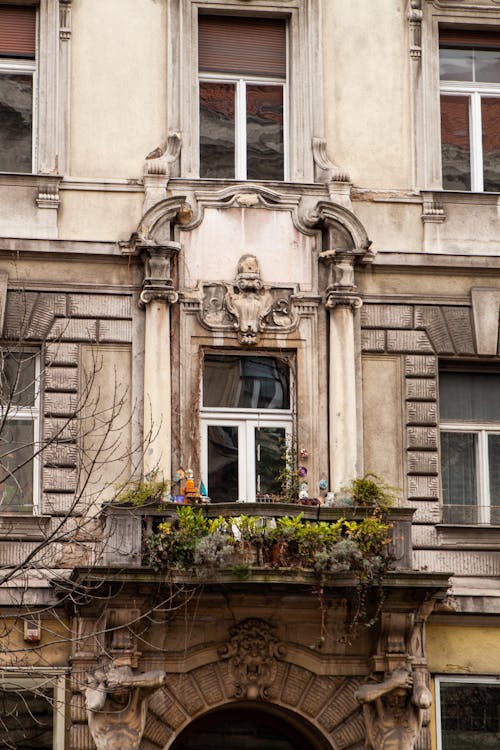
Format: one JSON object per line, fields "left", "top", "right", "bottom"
{"left": 387, "top": 330, "right": 433, "bottom": 353}
{"left": 415, "top": 306, "right": 454, "bottom": 354}
{"left": 281, "top": 664, "right": 311, "bottom": 707}
{"left": 407, "top": 427, "right": 439, "bottom": 450}
{"left": 361, "top": 329, "right": 385, "bottom": 352}
{"left": 443, "top": 307, "right": 475, "bottom": 354}
{"left": 404, "top": 500, "right": 441, "bottom": 524}
{"left": 44, "top": 366, "right": 79, "bottom": 392}
{"left": 405, "top": 378, "right": 437, "bottom": 401}
{"left": 331, "top": 712, "right": 365, "bottom": 749}
{"left": 43, "top": 467, "right": 78, "bottom": 492}
{"left": 97, "top": 319, "right": 132, "bottom": 343}
{"left": 44, "top": 392, "right": 78, "bottom": 417}
{"left": 68, "top": 294, "right": 131, "bottom": 319}
{"left": 191, "top": 664, "right": 224, "bottom": 705}
{"left": 411, "top": 525, "right": 439, "bottom": 548}
{"left": 49, "top": 318, "right": 97, "bottom": 342}
{"left": 148, "top": 688, "right": 187, "bottom": 729}
{"left": 404, "top": 355, "right": 437, "bottom": 377}
{"left": 407, "top": 451, "right": 439, "bottom": 475}
{"left": 70, "top": 723, "right": 94, "bottom": 750}
{"left": 174, "top": 674, "right": 204, "bottom": 716}
{"left": 317, "top": 678, "right": 361, "bottom": 731}
{"left": 4, "top": 292, "right": 66, "bottom": 340}
{"left": 301, "top": 676, "right": 341, "bottom": 717}
{"left": 143, "top": 714, "right": 173, "bottom": 747}
{"left": 42, "top": 493, "right": 80, "bottom": 516}
{"left": 0, "top": 542, "right": 38, "bottom": 566}
{"left": 408, "top": 475, "right": 440, "bottom": 499}
{"left": 406, "top": 401, "right": 437, "bottom": 425}
{"left": 43, "top": 443, "right": 78, "bottom": 467}
{"left": 361, "top": 304, "right": 413, "bottom": 329}
{"left": 45, "top": 342, "right": 79, "bottom": 366}
{"left": 43, "top": 418, "right": 77, "bottom": 441}
{"left": 413, "top": 549, "right": 500, "bottom": 576}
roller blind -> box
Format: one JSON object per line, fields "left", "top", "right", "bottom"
{"left": 0, "top": 5, "right": 36, "bottom": 58}
{"left": 198, "top": 15, "right": 286, "bottom": 78}
{"left": 440, "top": 29, "right": 500, "bottom": 49}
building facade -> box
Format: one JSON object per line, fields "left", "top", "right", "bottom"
{"left": 1, "top": 1, "right": 500, "bottom": 748}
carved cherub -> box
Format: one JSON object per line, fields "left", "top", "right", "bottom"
{"left": 80, "top": 661, "right": 166, "bottom": 750}
{"left": 355, "top": 668, "right": 432, "bottom": 750}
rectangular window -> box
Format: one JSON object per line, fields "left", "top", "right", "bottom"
{"left": 0, "top": 351, "right": 39, "bottom": 512}
{"left": 0, "top": 674, "right": 65, "bottom": 749}
{"left": 440, "top": 30, "right": 500, "bottom": 192}
{"left": 0, "top": 5, "right": 37, "bottom": 173}
{"left": 437, "top": 677, "right": 500, "bottom": 750}
{"left": 201, "top": 354, "right": 292, "bottom": 502}
{"left": 439, "top": 369, "right": 500, "bottom": 524}
{"left": 198, "top": 15, "right": 286, "bottom": 180}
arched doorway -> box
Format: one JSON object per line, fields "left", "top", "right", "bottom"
{"left": 170, "top": 703, "right": 329, "bottom": 750}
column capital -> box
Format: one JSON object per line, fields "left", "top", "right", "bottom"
{"left": 320, "top": 251, "right": 363, "bottom": 310}
{"left": 139, "top": 242, "right": 180, "bottom": 308}
{"left": 325, "top": 290, "right": 362, "bottom": 310}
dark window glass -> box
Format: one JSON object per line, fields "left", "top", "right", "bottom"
{"left": 0, "top": 351, "right": 36, "bottom": 407}
{"left": 207, "top": 425, "right": 239, "bottom": 502}
{"left": 440, "top": 682, "right": 500, "bottom": 750}
{"left": 204, "top": 355, "right": 290, "bottom": 410}
{"left": 246, "top": 84, "right": 283, "bottom": 180}
{"left": 199, "top": 81, "right": 235, "bottom": 178}
{"left": 255, "top": 426, "right": 285, "bottom": 497}
{"left": 440, "top": 94, "right": 471, "bottom": 190}
{"left": 0, "top": 686, "right": 53, "bottom": 749}
{"left": 475, "top": 49, "right": 500, "bottom": 83}
{"left": 0, "top": 73, "right": 32, "bottom": 173}
{"left": 440, "top": 48, "right": 473, "bottom": 81}
{"left": 441, "top": 432, "right": 477, "bottom": 520}
{"left": 0, "top": 419, "right": 34, "bottom": 512}
{"left": 489, "top": 433, "right": 500, "bottom": 507}
{"left": 482, "top": 97, "right": 500, "bottom": 192}
{"left": 440, "top": 371, "right": 500, "bottom": 421}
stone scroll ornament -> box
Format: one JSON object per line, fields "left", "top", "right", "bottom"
{"left": 80, "top": 660, "right": 166, "bottom": 750}
{"left": 200, "top": 254, "right": 298, "bottom": 346}
{"left": 355, "top": 668, "right": 432, "bottom": 750}
{"left": 218, "top": 618, "right": 286, "bottom": 700}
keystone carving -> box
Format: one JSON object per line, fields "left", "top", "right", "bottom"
{"left": 218, "top": 618, "right": 286, "bottom": 700}
{"left": 199, "top": 255, "right": 299, "bottom": 345}
{"left": 80, "top": 660, "right": 166, "bottom": 750}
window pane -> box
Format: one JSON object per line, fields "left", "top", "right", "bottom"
{"left": 0, "top": 351, "right": 36, "bottom": 407}
{"left": 441, "top": 432, "right": 477, "bottom": 521}
{"left": 0, "top": 419, "right": 34, "bottom": 512}
{"left": 440, "top": 682, "right": 500, "bottom": 750}
{"left": 440, "top": 372, "right": 500, "bottom": 421}
{"left": 0, "top": 73, "right": 32, "bottom": 173}
{"left": 441, "top": 95, "right": 471, "bottom": 190}
{"left": 482, "top": 98, "right": 500, "bottom": 192}
{"left": 204, "top": 356, "right": 290, "bottom": 410}
{"left": 475, "top": 49, "right": 500, "bottom": 83}
{"left": 489, "top": 434, "right": 500, "bottom": 507}
{"left": 246, "top": 85, "right": 284, "bottom": 180}
{"left": 199, "top": 81, "right": 235, "bottom": 178}
{"left": 0, "top": 686, "right": 53, "bottom": 749}
{"left": 207, "top": 425, "right": 239, "bottom": 502}
{"left": 440, "top": 48, "right": 473, "bottom": 81}
{"left": 255, "top": 427, "right": 285, "bottom": 497}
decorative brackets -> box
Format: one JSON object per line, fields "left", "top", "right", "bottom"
{"left": 199, "top": 254, "right": 299, "bottom": 345}
{"left": 139, "top": 242, "right": 180, "bottom": 307}
{"left": 218, "top": 618, "right": 286, "bottom": 700}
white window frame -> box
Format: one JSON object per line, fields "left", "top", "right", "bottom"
{"left": 167, "top": 0, "right": 322, "bottom": 182}
{"left": 199, "top": 72, "right": 288, "bottom": 181}
{"left": 440, "top": 422, "right": 500, "bottom": 524}
{"left": 440, "top": 81, "right": 500, "bottom": 193}
{"left": 0, "top": 352, "right": 41, "bottom": 514}
{"left": 201, "top": 410, "right": 293, "bottom": 502}
{"left": 0, "top": 672, "right": 66, "bottom": 748}
{"left": 0, "top": 55, "right": 38, "bottom": 173}
{"left": 436, "top": 675, "right": 500, "bottom": 750}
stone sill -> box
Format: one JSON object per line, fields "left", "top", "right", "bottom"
{"left": 436, "top": 524, "right": 500, "bottom": 550}
{"left": 0, "top": 514, "right": 51, "bottom": 541}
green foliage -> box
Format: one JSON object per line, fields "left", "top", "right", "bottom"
{"left": 344, "top": 473, "right": 396, "bottom": 512}
{"left": 115, "top": 477, "right": 170, "bottom": 507}
{"left": 275, "top": 435, "right": 301, "bottom": 502}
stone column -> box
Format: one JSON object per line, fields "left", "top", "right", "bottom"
{"left": 140, "top": 243, "right": 180, "bottom": 482}
{"left": 323, "top": 254, "right": 362, "bottom": 492}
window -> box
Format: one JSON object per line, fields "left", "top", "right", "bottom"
{"left": 436, "top": 677, "right": 500, "bottom": 750}
{"left": 198, "top": 15, "right": 286, "bottom": 180}
{"left": 0, "top": 351, "right": 39, "bottom": 512}
{"left": 439, "top": 369, "right": 500, "bottom": 524}
{"left": 440, "top": 30, "right": 500, "bottom": 192}
{"left": 0, "top": 5, "right": 37, "bottom": 173}
{"left": 200, "top": 354, "right": 293, "bottom": 502}
{"left": 0, "top": 674, "right": 65, "bottom": 749}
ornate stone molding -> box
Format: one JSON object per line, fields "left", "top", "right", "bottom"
{"left": 139, "top": 243, "right": 180, "bottom": 308}
{"left": 36, "top": 179, "right": 61, "bottom": 210}
{"left": 407, "top": 0, "right": 423, "bottom": 59}
{"left": 143, "top": 134, "right": 183, "bottom": 214}
{"left": 312, "top": 137, "right": 352, "bottom": 207}
{"left": 307, "top": 200, "right": 374, "bottom": 261}
{"left": 422, "top": 194, "right": 446, "bottom": 224}
{"left": 59, "top": 0, "right": 72, "bottom": 41}
{"left": 198, "top": 254, "right": 300, "bottom": 345}
{"left": 124, "top": 195, "right": 192, "bottom": 250}
{"left": 218, "top": 618, "right": 286, "bottom": 700}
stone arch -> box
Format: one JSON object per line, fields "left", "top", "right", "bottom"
{"left": 142, "top": 660, "right": 366, "bottom": 750}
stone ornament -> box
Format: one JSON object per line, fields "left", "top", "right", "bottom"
{"left": 80, "top": 660, "right": 166, "bottom": 750}
{"left": 355, "top": 668, "right": 432, "bottom": 750}
{"left": 218, "top": 618, "right": 286, "bottom": 700}
{"left": 200, "top": 254, "right": 298, "bottom": 345}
